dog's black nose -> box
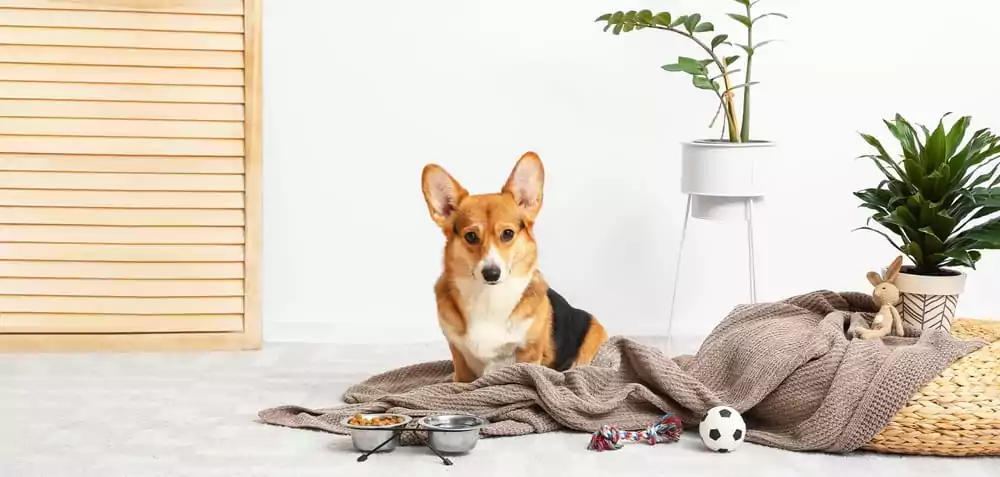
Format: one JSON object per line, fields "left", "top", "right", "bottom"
{"left": 482, "top": 265, "right": 501, "bottom": 283}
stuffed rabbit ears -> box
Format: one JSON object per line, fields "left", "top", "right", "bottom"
{"left": 868, "top": 255, "right": 904, "bottom": 286}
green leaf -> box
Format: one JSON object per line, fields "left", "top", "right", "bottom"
{"left": 736, "top": 43, "right": 754, "bottom": 55}
{"left": 594, "top": 13, "right": 612, "bottom": 22}
{"left": 727, "top": 13, "right": 752, "bottom": 28}
{"left": 946, "top": 115, "right": 971, "bottom": 158}
{"left": 732, "top": 0, "right": 751, "bottom": 5}
{"left": 664, "top": 57, "right": 708, "bottom": 75}
{"left": 651, "top": 11, "right": 672, "bottom": 26}
{"left": 661, "top": 63, "right": 683, "bottom": 72}
{"left": 854, "top": 226, "right": 905, "bottom": 253}
{"left": 636, "top": 9, "right": 654, "bottom": 24}
{"left": 710, "top": 69, "right": 741, "bottom": 81}
{"left": 939, "top": 249, "right": 978, "bottom": 269}
{"left": 753, "top": 12, "right": 788, "bottom": 23}
{"left": 711, "top": 34, "right": 729, "bottom": 48}
{"left": 695, "top": 22, "right": 715, "bottom": 32}
{"left": 684, "top": 13, "right": 701, "bottom": 33}
{"left": 692, "top": 75, "right": 718, "bottom": 90}
{"left": 725, "top": 55, "right": 740, "bottom": 66}
{"left": 753, "top": 39, "right": 778, "bottom": 50}
{"left": 670, "top": 14, "right": 688, "bottom": 28}
{"left": 612, "top": 22, "right": 623, "bottom": 35}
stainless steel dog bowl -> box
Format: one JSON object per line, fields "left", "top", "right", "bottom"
{"left": 340, "top": 413, "right": 412, "bottom": 452}
{"left": 418, "top": 414, "right": 488, "bottom": 453}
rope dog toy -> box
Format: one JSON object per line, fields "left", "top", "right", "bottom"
{"left": 586, "top": 412, "right": 683, "bottom": 451}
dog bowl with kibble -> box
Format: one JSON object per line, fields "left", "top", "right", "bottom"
{"left": 340, "top": 413, "right": 412, "bottom": 452}
{"left": 418, "top": 414, "right": 488, "bottom": 453}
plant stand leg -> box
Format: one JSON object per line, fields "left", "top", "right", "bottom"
{"left": 666, "top": 195, "right": 693, "bottom": 354}
{"left": 745, "top": 197, "right": 757, "bottom": 304}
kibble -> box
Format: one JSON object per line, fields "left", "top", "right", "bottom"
{"left": 347, "top": 414, "right": 405, "bottom": 427}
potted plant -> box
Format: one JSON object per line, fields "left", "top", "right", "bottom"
{"left": 595, "top": 1, "right": 787, "bottom": 220}
{"left": 853, "top": 113, "right": 1000, "bottom": 334}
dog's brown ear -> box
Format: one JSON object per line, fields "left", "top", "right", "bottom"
{"left": 502, "top": 152, "right": 545, "bottom": 222}
{"left": 422, "top": 164, "right": 468, "bottom": 227}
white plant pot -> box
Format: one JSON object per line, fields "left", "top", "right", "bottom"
{"left": 680, "top": 140, "right": 776, "bottom": 221}
{"left": 893, "top": 267, "right": 967, "bottom": 335}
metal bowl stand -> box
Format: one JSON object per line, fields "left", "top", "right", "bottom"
{"left": 355, "top": 422, "right": 458, "bottom": 466}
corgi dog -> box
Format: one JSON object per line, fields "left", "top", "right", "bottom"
{"left": 420, "top": 151, "right": 608, "bottom": 383}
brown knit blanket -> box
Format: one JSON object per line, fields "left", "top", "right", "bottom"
{"left": 257, "top": 290, "right": 984, "bottom": 453}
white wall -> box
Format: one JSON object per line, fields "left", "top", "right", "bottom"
{"left": 261, "top": 0, "right": 1000, "bottom": 344}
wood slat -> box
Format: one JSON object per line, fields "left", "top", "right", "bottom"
{"left": 0, "top": 260, "right": 243, "bottom": 278}
{"left": 0, "top": 278, "right": 243, "bottom": 297}
{"left": 0, "top": 99, "right": 244, "bottom": 121}
{"left": 0, "top": 332, "right": 252, "bottom": 351}
{"left": 0, "top": 118, "right": 244, "bottom": 139}
{"left": 0, "top": 295, "right": 243, "bottom": 314}
{"left": 0, "top": 189, "right": 243, "bottom": 208}
{"left": 0, "top": 225, "right": 244, "bottom": 244}
{"left": 0, "top": 64, "right": 244, "bottom": 86}
{"left": 0, "top": 8, "right": 244, "bottom": 32}
{"left": 0, "top": 313, "right": 244, "bottom": 333}
{"left": 0, "top": 243, "right": 244, "bottom": 262}
{"left": 0, "top": 136, "right": 244, "bottom": 156}
{"left": 0, "top": 45, "right": 243, "bottom": 68}
{"left": 0, "top": 81, "right": 244, "bottom": 104}
{"left": 0, "top": 207, "right": 244, "bottom": 225}
{"left": 0, "top": 171, "right": 244, "bottom": 191}
{"left": 0, "top": 26, "right": 244, "bottom": 50}
{"left": 0, "top": 155, "right": 244, "bottom": 173}
{"left": 0, "top": 0, "right": 243, "bottom": 15}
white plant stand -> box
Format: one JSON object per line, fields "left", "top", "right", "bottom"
{"left": 665, "top": 140, "right": 774, "bottom": 350}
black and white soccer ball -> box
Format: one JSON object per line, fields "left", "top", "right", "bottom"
{"left": 698, "top": 405, "right": 746, "bottom": 453}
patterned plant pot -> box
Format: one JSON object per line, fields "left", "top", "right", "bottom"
{"left": 893, "top": 267, "right": 967, "bottom": 336}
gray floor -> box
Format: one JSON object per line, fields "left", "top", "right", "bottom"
{"left": 1, "top": 340, "right": 997, "bottom": 477}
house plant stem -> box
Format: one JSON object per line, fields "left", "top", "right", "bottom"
{"left": 739, "top": 3, "right": 752, "bottom": 142}
{"left": 644, "top": 24, "right": 740, "bottom": 142}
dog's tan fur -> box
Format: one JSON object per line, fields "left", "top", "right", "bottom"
{"left": 421, "top": 152, "right": 607, "bottom": 382}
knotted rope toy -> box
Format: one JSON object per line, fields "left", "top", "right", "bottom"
{"left": 586, "top": 412, "right": 684, "bottom": 451}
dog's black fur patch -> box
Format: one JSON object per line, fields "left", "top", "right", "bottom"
{"left": 546, "top": 287, "right": 593, "bottom": 372}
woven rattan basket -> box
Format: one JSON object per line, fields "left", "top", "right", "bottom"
{"left": 863, "top": 318, "right": 1000, "bottom": 457}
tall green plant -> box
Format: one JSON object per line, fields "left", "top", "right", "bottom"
{"left": 854, "top": 113, "right": 1000, "bottom": 275}
{"left": 595, "top": 1, "right": 786, "bottom": 142}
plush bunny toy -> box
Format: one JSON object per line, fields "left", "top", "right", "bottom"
{"left": 854, "top": 255, "right": 905, "bottom": 340}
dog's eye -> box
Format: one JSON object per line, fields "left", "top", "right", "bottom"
{"left": 501, "top": 229, "right": 515, "bottom": 242}
{"left": 463, "top": 232, "right": 479, "bottom": 244}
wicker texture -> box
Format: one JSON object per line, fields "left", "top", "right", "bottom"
{"left": 864, "top": 318, "right": 1000, "bottom": 456}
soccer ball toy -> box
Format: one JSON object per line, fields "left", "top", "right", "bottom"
{"left": 698, "top": 405, "right": 746, "bottom": 453}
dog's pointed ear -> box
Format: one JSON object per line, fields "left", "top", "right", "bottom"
{"left": 422, "top": 164, "right": 468, "bottom": 227}
{"left": 502, "top": 152, "right": 545, "bottom": 222}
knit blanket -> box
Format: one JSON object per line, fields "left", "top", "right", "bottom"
{"left": 257, "top": 290, "right": 984, "bottom": 453}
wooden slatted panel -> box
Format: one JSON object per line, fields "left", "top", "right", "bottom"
{"left": 0, "top": 26, "right": 245, "bottom": 50}
{"left": 0, "top": 8, "right": 244, "bottom": 32}
{"left": 0, "top": 171, "right": 244, "bottom": 190}
{"left": 0, "top": 314, "right": 244, "bottom": 333}
{"left": 0, "top": 207, "right": 244, "bottom": 225}
{"left": 0, "top": 296, "right": 243, "bottom": 314}
{"left": 0, "top": 99, "right": 244, "bottom": 120}
{"left": 0, "top": 0, "right": 243, "bottom": 15}
{"left": 0, "top": 155, "right": 244, "bottom": 173}
{"left": 0, "top": 1, "right": 258, "bottom": 341}
{"left": 0, "top": 137, "right": 244, "bottom": 156}
{"left": 0, "top": 261, "right": 244, "bottom": 279}
{"left": 0, "top": 82, "right": 245, "bottom": 103}
{"left": 0, "top": 278, "right": 243, "bottom": 297}
{"left": 0, "top": 225, "right": 245, "bottom": 244}
{"left": 0, "top": 243, "right": 244, "bottom": 262}
{"left": 0, "top": 64, "right": 244, "bottom": 86}
{"left": 0, "top": 190, "right": 244, "bottom": 208}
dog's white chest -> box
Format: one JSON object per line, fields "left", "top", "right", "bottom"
{"left": 447, "top": 276, "right": 533, "bottom": 375}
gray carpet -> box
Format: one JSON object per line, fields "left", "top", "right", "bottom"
{"left": 1, "top": 339, "right": 996, "bottom": 476}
